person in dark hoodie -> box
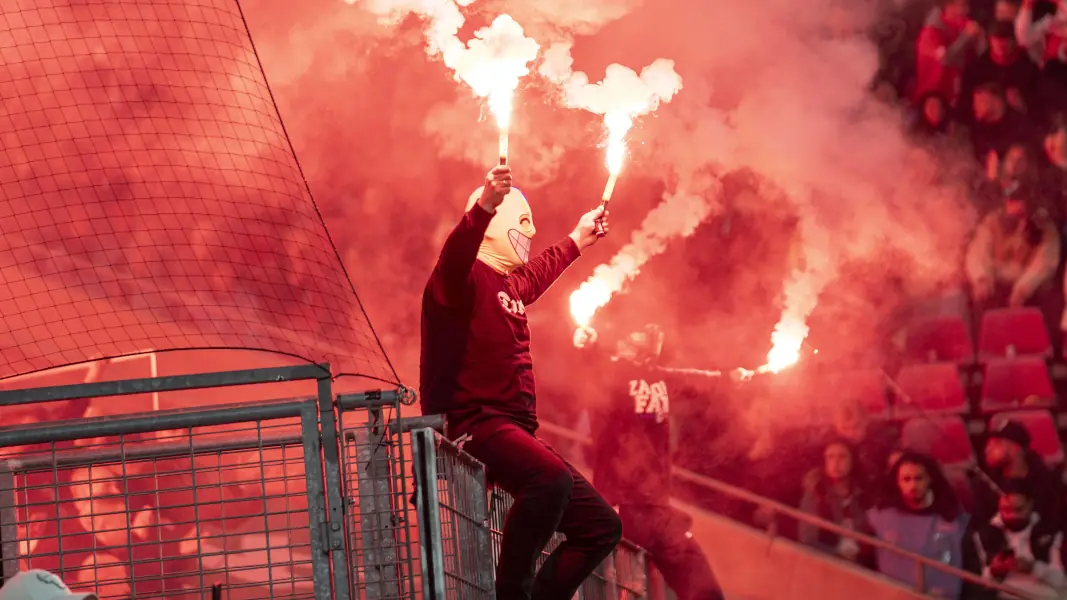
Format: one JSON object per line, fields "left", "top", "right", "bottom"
{"left": 578, "top": 324, "right": 724, "bottom": 600}
{"left": 867, "top": 452, "right": 969, "bottom": 598}
{"left": 419, "top": 164, "right": 619, "bottom": 600}
{"left": 973, "top": 420, "right": 1065, "bottom": 531}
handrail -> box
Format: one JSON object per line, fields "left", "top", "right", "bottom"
{"left": 537, "top": 420, "right": 1040, "bottom": 599}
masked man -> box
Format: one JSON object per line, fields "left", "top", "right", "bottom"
{"left": 420, "top": 164, "right": 619, "bottom": 600}
{"left": 578, "top": 324, "right": 725, "bottom": 600}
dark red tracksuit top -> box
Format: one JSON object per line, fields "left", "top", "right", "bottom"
{"left": 419, "top": 204, "right": 581, "bottom": 438}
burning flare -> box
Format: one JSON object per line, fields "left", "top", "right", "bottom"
{"left": 440, "top": 15, "right": 540, "bottom": 163}
{"left": 347, "top": 0, "right": 538, "bottom": 162}
{"left": 601, "top": 111, "right": 631, "bottom": 201}
{"left": 749, "top": 218, "right": 834, "bottom": 376}
{"left": 539, "top": 42, "right": 682, "bottom": 201}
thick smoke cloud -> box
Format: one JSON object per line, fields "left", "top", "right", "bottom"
{"left": 240, "top": 0, "right": 973, "bottom": 392}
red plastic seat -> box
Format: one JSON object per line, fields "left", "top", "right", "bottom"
{"left": 893, "top": 363, "right": 968, "bottom": 416}
{"left": 980, "top": 357, "right": 1055, "bottom": 413}
{"left": 990, "top": 410, "right": 1064, "bottom": 466}
{"left": 901, "top": 416, "right": 976, "bottom": 469}
{"left": 978, "top": 308, "right": 1051, "bottom": 361}
{"left": 904, "top": 315, "right": 974, "bottom": 365}
{"left": 820, "top": 370, "right": 889, "bottom": 418}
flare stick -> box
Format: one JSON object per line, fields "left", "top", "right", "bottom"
{"left": 499, "top": 128, "right": 509, "bottom": 165}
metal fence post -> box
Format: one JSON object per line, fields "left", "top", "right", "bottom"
{"left": 469, "top": 459, "right": 494, "bottom": 594}
{"left": 317, "top": 377, "right": 352, "bottom": 600}
{"left": 354, "top": 406, "right": 401, "bottom": 600}
{"left": 0, "top": 467, "right": 16, "bottom": 583}
{"left": 301, "top": 401, "right": 334, "bottom": 600}
{"left": 411, "top": 428, "right": 446, "bottom": 600}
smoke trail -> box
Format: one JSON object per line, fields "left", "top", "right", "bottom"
{"left": 571, "top": 170, "right": 721, "bottom": 327}
{"left": 538, "top": 42, "right": 682, "bottom": 117}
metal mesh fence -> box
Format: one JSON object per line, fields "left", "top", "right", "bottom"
{"left": 0, "top": 398, "right": 327, "bottom": 600}
{"left": 410, "top": 428, "right": 492, "bottom": 600}
{"left": 0, "top": 0, "right": 393, "bottom": 381}
{"left": 337, "top": 396, "right": 420, "bottom": 600}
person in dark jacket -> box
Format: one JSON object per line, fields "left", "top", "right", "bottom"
{"left": 974, "top": 420, "right": 1064, "bottom": 531}
{"left": 419, "top": 164, "right": 618, "bottom": 600}
{"left": 799, "top": 439, "right": 876, "bottom": 567}
{"left": 974, "top": 478, "right": 1067, "bottom": 598}
{"left": 580, "top": 324, "right": 724, "bottom": 600}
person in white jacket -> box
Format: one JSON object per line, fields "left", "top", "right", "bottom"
{"left": 964, "top": 183, "right": 1059, "bottom": 323}
{"left": 974, "top": 479, "right": 1067, "bottom": 599}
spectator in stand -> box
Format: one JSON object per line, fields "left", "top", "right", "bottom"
{"left": 916, "top": 0, "right": 986, "bottom": 107}
{"left": 961, "top": 19, "right": 1041, "bottom": 117}
{"left": 799, "top": 439, "right": 876, "bottom": 567}
{"left": 1037, "top": 116, "right": 1067, "bottom": 224}
{"left": 975, "top": 479, "right": 1066, "bottom": 599}
{"left": 971, "top": 82, "right": 1038, "bottom": 161}
{"left": 913, "top": 91, "right": 958, "bottom": 138}
{"left": 975, "top": 141, "right": 1037, "bottom": 214}
{"left": 974, "top": 421, "right": 1065, "bottom": 530}
{"left": 1015, "top": 0, "right": 1067, "bottom": 109}
{"left": 996, "top": 0, "right": 1024, "bottom": 21}
{"left": 965, "top": 183, "right": 1060, "bottom": 320}
{"left": 832, "top": 400, "right": 899, "bottom": 486}
{"left": 868, "top": 452, "right": 969, "bottom": 598}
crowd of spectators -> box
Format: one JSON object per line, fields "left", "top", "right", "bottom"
{"left": 761, "top": 3, "right": 1067, "bottom": 595}
{"left": 664, "top": 1, "right": 1067, "bottom": 597}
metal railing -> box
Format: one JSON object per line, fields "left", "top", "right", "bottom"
{"left": 403, "top": 421, "right": 651, "bottom": 600}
{"left": 536, "top": 420, "right": 1041, "bottom": 600}
{"left": 0, "top": 364, "right": 343, "bottom": 600}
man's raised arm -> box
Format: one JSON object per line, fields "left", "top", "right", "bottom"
{"left": 430, "top": 165, "right": 513, "bottom": 304}
{"left": 510, "top": 205, "right": 608, "bottom": 305}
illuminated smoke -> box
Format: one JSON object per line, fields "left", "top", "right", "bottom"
{"left": 540, "top": 42, "right": 682, "bottom": 194}
{"left": 570, "top": 170, "right": 720, "bottom": 328}
{"left": 347, "top": 0, "right": 539, "bottom": 160}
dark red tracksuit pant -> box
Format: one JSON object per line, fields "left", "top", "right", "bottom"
{"left": 617, "top": 505, "right": 724, "bottom": 600}
{"left": 464, "top": 420, "right": 622, "bottom": 600}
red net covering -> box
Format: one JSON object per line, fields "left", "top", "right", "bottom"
{"left": 0, "top": 0, "right": 397, "bottom": 382}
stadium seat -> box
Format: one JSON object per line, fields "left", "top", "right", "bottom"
{"left": 820, "top": 370, "right": 889, "bottom": 419}
{"left": 990, "top": 410, "right": 1064, "bottom": 466}
{"left": 893, "top": 363, "right": 968, "bottom": 416}
{"left": 980, "top": 357, "right": 1055, "bottom": 413}
{"left": 904, "top": 315, "right": 973, "bottom": 365}
{"left": 978, "top": 308, "right": 1052, "bottom": 361}
{"left": 901, "top": 416, "right": 976, "bottom": 469}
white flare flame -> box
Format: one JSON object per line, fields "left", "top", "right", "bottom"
{"left": 540, "top": 43, "right": 682, "bottom": 199}
{"left": 346, "top": 1, "right": 538, "bottom": 154}
{"left": 440, "top": 15, "right": 539, "bottom": 145}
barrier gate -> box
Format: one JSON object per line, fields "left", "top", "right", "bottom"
{"left": 0, "top": 365, "right": 648, "bottom": 599}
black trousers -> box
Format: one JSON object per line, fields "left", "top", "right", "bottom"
{"left": 618, "top": 504, "right": 724, "bottom": 600}
{"left": 464, "top": 421, "right": 623, "bottom": 600}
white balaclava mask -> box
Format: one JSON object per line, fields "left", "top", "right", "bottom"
{"left": 466, "top": 187, "right": 536, "bottom": 274}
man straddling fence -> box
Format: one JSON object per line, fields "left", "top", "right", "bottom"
{"left": 419, "top": 164, "right": 620, "bottom": 600}
{"left": 577, "top": 324, "right": 725, "bottom": 600}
